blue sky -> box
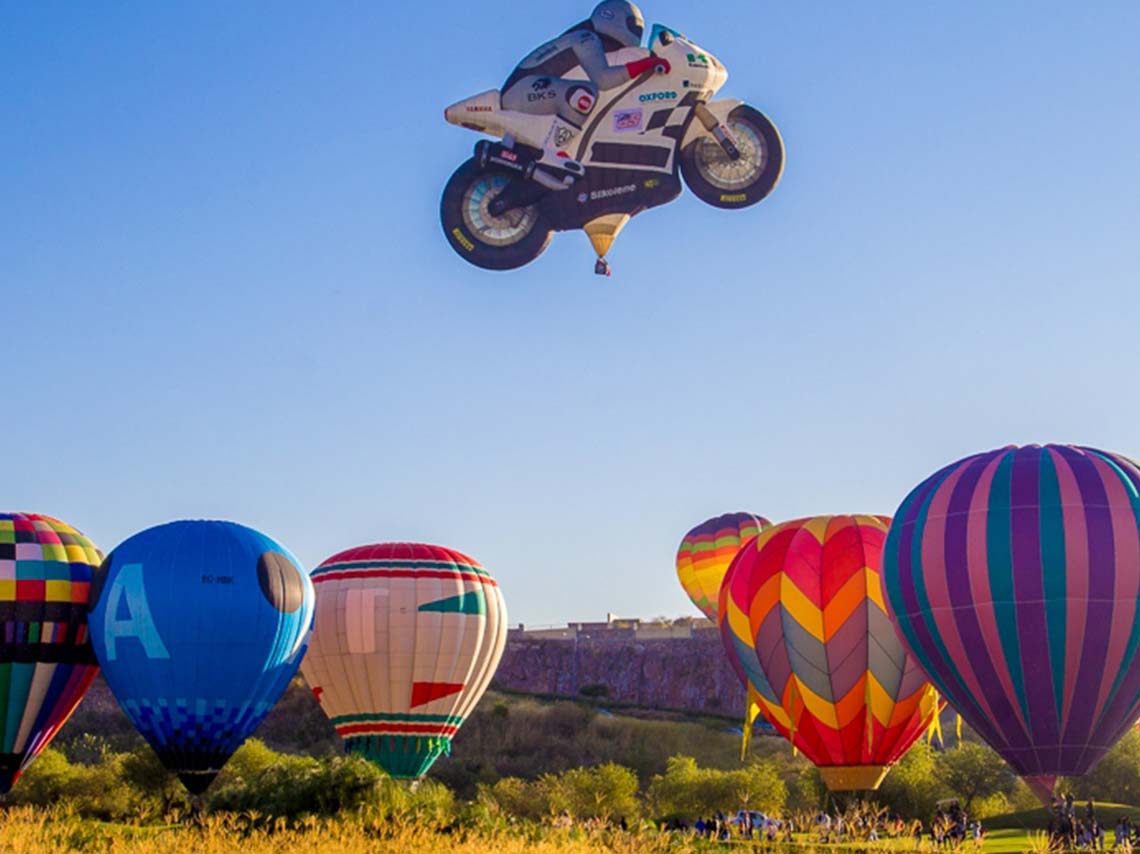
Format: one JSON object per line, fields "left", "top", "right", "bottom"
{"left": 4, "top": 1, "right": 1139, "bottom": 626}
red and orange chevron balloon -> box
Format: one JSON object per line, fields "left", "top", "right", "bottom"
{"left": 742, "top": 515, "right": 939, "bottom": 790}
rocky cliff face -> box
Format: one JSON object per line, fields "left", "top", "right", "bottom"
{"left": 491, "top": 626, "right": 748, "bottom": 717}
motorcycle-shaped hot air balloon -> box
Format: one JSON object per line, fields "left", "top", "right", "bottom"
{"left": 677, "top": 512, "right": 770, "bottom": 621}
{"left": 299, "top": 543, "right": 507, "bottom": 779}
{"left": 741, "top": 515, "right": 940, "bottom": 791}
{"left": 88, "top": 520, "right": 313, "bottom": 794}
{"left": 883, "top": 444, "right": 1140, "bottom": 803}
{"left": 1, "top": 513, "right": 103, "bottom": 793}
{"left": 441, "top": 24, "right": 783, "bottom": 275}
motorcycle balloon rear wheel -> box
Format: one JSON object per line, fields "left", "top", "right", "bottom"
{"left": 680, "top": 105, "right": 784, "bottom": 210}
{"left": 440, "top": 159, "right": 553, "bottom": 271}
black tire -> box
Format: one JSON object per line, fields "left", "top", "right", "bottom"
{"left": 440, "top": 158, "right": 553, "bottom": 271}
{"left": 680, "top": 105, "right": 785, "bottom": 210}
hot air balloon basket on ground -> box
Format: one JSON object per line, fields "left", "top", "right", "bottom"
{"left": 816, "top": 765, "right": 890, "bottom": 792}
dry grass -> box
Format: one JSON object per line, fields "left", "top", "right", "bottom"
{"left": 0, "top": 807, "right": 1043, "bottom": 853}
{"left": 0, "top": 807, "right": 706, "bottom": 854}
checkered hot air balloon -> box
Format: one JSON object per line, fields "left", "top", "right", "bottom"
{"left": 743, "top": 515, "right": 940, "bottom": 791}
{"left": 299, "top": 543, "right": 507, "bottom": 779}
{"left": 677, "top": 512, "right": 771, "bottom": 620}
{"left": 0, "top": 513, "right": 102, "bottom": 793}
{"left": 883, "top": 444, "right": 1140, "bottom": 798}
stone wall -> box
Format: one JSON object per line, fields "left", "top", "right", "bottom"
{"left": 491, "top": 624, "right": 748, "bottom": 718}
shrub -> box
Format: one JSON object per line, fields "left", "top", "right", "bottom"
{"left": 63, "top": 753, "right": 140, "bottom": 821}
{"left": 545, "top": 763, "right": 640, "bottom": 822}
{"left": 209, "top": 752, "right": 388, "bottom": 819}
{"left": 120, "top": 746, "right": 189, "bottom": 817}
{"left": 5, "top": 748, "right": 76, "bottom": 805}
{"left": 646, "top": 755, "right": 786, "bottom": 820}
{"left": 876, "top": 740, "right": 949, "bottom": 820}
{"left": 482, "top": 776, "right": 546, "bottom": 821}
{"left": 7, "top": 748, "right": 148, "bottom": 821}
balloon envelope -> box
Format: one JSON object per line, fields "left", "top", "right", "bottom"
{"left": 88, "top": 520, "right": 313, "bottom": 793}
{"left": 746, "top": 515, "right": 939, "bottom": 790}
{"left": 718, "top": 536, "right": 780, "bottom": 750}
{"left": 677, "top": 512, "right": 770, "bottom": 620}
{"left": 1, "top": 512, "right": 102, "bottom": 793}
{"left": 300, "top": 543, "right": 507, "bottom": 779}
{"left": 883, "top": 444, "right": 1140, "bottom": 779}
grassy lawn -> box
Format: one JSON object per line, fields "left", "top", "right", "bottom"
{"left": 985, "top": 802, "right": 1140, "bottom": 831}
{"left": 982, "top": 828, "right": 1035, "bottom": 853}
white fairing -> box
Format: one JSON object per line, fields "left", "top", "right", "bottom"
{"left": 444, "top": 28, "right": 730, "bottom": 169}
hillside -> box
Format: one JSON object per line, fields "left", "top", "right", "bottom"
{"left": 56, "top": 676, "right": 800, "bottom": 797}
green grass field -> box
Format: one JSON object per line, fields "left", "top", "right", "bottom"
{"left": 984, "top": 802, "right": 1140, "bottom": 831}
{"left": 982, "top": 829, "right": 1035, "bottom": 853}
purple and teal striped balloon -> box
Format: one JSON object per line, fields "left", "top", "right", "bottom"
{"left": 882, "top": 444, "right": 1140, "bottom": 780}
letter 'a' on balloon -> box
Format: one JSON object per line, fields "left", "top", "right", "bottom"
{"left": 1, "top": 513, "right": 103, "bottom": 793}
{"left": 676, "top": 512, "right": 771, "bottom": 620}
{"left": 883, "top": 444, "right": 1140, "bottom": 796}
{"left": 87, "top": 520, "right": 314, "bottom": 794}
{"left": 743, "top": 515, "right": 941, "bottom": 791}
{"left": 299, "top": 543, "right": 507, "bottom": 779}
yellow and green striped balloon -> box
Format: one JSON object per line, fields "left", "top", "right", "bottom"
{"left": 676, "top": 512, "right": 770, "bottom": 620}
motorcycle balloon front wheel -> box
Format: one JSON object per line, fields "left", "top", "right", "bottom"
{"left": 440, "top": 159, "right": 553, "bottom": 271}
{"left": 680, "top": 105, "right": 785, "bottom": 210}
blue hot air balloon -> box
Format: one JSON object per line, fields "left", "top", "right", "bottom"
{"left": 88, "top": 520, "right": 313, "bottom": 793}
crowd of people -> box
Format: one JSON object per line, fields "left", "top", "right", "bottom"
{"left": 1048, "top": 794, "right": 1113, "bottom": 849}
{"left": 562, "top": 794, "right": 1140, "bottom": 850}
{"left": 670, "top": 800, "right": 986, "bottom": 846}
{"left": 670, "top": 811, "right": 794, "bottom": 841}
{"left": 815, "top": 801, "right": 982, "bottom": 848}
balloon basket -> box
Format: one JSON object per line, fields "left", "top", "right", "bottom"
{"left": 584, "top": 214, "right": 630, "bottom": 275}
{"left": 818, "top": 765, "right": 889, "bottom": 792}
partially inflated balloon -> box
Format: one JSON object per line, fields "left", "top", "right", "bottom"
{"left": 677, "top": 513, "right": 771, "bottom": 620}
{"left": 88, "top": 521, "right": 313, "bottom": 793}
{"left": 746, "top": 515, "right": 939, "bottom": 790}
{"left": 300, "top": 543, "right": 507, "bottom": 779}
{"left": 883, "top": 445, "right": 1140, "bottom": 791}
{"left": 1, "top": 513, "right": 102, "bottom": 793}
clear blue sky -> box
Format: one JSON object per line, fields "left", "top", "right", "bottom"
{"left": 4, "top": 2, "right": 1139, "bottom": 626}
